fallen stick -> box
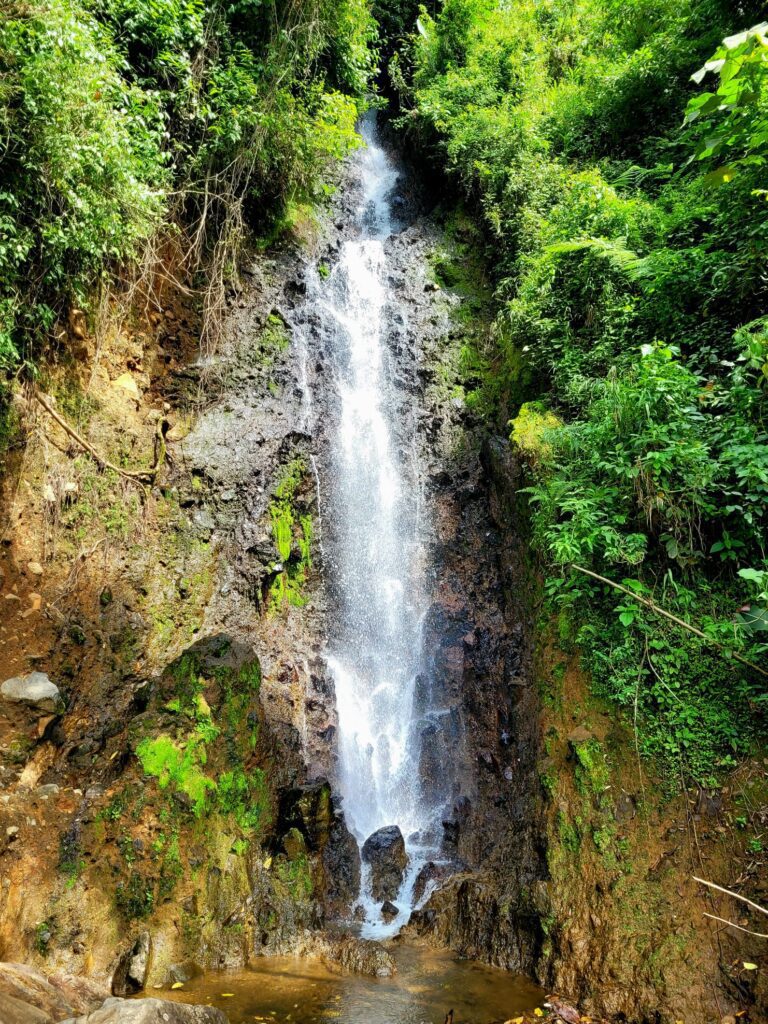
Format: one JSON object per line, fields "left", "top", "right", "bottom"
{"left": 571, "top": 563, "right": 768, "bottom": 679}
{"left": 693, "top": 876, "right": 768, "bottom": 917}
{"left": 34, "top": 391, "right": 167, "bottom": 484}
{"left": 703, "top": 912, "right": 768, "bottom": 939}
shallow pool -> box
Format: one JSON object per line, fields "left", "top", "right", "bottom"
{"left": 145, "top": 943, "right": 544, "bottom": 1024}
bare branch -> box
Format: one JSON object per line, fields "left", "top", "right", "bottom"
{"left": 571, "top": 564, "right": 768, "bottom": 679}
{"left": 694, "top": 876, "right": 768, "bottom": 917}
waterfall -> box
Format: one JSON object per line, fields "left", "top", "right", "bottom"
{"left": 304, "top": 112, "right": 444, "bottom": 936}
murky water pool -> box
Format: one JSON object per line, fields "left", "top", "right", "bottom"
{"left": 145, "top": 944, "right": 544, "bottom": 1024}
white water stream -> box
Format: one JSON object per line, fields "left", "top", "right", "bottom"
{"left": 307, "top": 113, "right": 445, "bottom": 936}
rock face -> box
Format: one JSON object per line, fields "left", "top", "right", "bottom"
{"left": 62, "top": 997, "right": 228, "bottom": 1024}
{"left": 1, "top": 672, "right": 63, "bottom": 713}
{"left": 361, "top": 826, "right": 407, "bottom": 901}
{"left": 112, "top": 931, "right": 152, "bottom": 996}
{"left": 412, "top": 861, "right": 453, "bottom": 905}
{"left": 278, "top": 782, "right": 360, "bottom": 916}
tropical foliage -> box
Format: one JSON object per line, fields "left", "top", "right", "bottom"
{"left": 0, "top": 0, "right": 376, "bottom": 369}
{"left": 392, "top": 0, "right": 768, "bottom": 783}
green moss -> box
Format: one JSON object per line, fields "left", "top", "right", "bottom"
{"left": 274, "top": 852, "right": 313, "bottom": 900}
{"left": 573, "top": 738, "right": 610, "bottom": 798}
{"left": 135, "top": 735, "right": 217, "bottom": 817}
{"left": 268, "top": 458, "right": 313, "bottom": 610}
{"left": 509, "top": 402, "right": 562, "bottom": 466}
{"left": 33, "top": 919, "right": 55, "bottom": 956}
{"left": 218, "top": 766, "right": 268, "bottom": 832}
{"left": 115, "top": 871, "right": 155, "bottom": 920}
{"left": 557, "top": 810, "right": 581, "bottom": 854}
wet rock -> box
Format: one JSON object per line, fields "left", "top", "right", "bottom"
{"left": 550, "top": 1000, "right": 581, "bottom": 1024}
{"left": 317, "top": 935, "right": 396, "bottom": 978}
{"left": 380, "top": 900, "right": 398, "bottom": 923}
{"left": 112, "top": 932, "right": 152, "bottom": 996}
{"left": 278, "top": 782, "right": 332, "bottom": 851}
{"left": 413, "top": 861, "right": 453, "bottom": 904}
{"left": 405, "top": 873, "right": 537, "bottom": 971}
{"left": 322, "top": 808, "right": 360, "bottom": 914}
{"left": 1, "top": 672, "right": 63, "bottom": 713}
{"left": 165, "top": 964, "right": 193, "bottom": 985}
{"left": 361, "top": 825, "right": 407, "bottom": 901}
{"left": 62, "top": 996, "right": 228, "bottom": 1023}
{"left": 282, "top": 826, "right": 307, "bottom": 860}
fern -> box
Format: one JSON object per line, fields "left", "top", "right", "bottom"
{"left": 545, "top": 237, "right": 652, "bottom": 284}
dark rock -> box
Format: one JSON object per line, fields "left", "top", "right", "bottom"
{"left": 614, "top": 793, "right": 636, "bottom": 822}
{"left": 380, "top": 900, "right": 398, "bottom": 923}
{"left": 282, "top": 827, "right": 307, "bottom": 860}
{"left": 111, "top": 932, "right": 152, "bottom": 996}
{"left": 361, "top": 825, "right": 407, "bottom": 902}
{"left": 322, "top": 808, "right": 361, "bottom": 914}
{"left": 695, "top": 788, "right": 722, "bottom": 817}
{"left": 278, "top": 782, "right": 332, "bottom": 851}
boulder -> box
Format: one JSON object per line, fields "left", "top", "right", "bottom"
{"left": 316, "top": 935, "right": 396, "bottom": 978}
{"left": 62, "top": 997, "right": 228, "bottom": 1024}
{"left": 0, "top": 962, "right": 106, "bottom": 1023}
{"left": 1, "top": 673, "right": 63, "bottom": 713}
{"left": 112, "top": 932, "right": 152, "bottom": 996}
{"left": 361, "top": 825, "right": 407, "bottom": 902}
{"left": 380, "top": 900, "right": 399, "bottom": 923}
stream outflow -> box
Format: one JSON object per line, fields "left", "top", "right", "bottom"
{"left": 302, "top": 113, "right": 447, "bottom": 937}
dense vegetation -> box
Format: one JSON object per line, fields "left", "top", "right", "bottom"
{"left": 3, "top": 0, "right": 767, "bottom": 790}
{"left": 0, "top": 0, "right": 375, "bottom": 372}
{"left": 389, "top": 1, "right": 768, "bottom": 784}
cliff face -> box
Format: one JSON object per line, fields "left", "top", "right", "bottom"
{"left": 0, "top": 135, "right": 764, "bottom": 1024}
{"left": 0, "top": 224, "right": 336, "bottom": 982}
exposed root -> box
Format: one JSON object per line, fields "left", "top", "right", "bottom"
{"left": 34, "top": 390, "right": 169, "bottom": 485}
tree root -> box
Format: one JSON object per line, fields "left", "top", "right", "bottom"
{"left": 34, "top": 390, "right": 169, "bottom": 485}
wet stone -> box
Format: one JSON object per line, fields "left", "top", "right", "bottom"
{"left": 361, "top": 825, "right": 407, "bottom": 902}
{"left": 380, "top": 900, "right": 399, "bottom": 923}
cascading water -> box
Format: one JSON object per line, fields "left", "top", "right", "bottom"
{"left": 300, "top": 113, "right": 447, "bottom": 937}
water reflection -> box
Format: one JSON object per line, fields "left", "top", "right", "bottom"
{"left": 146, "top": 944, "right": 543, "bottom": 1024}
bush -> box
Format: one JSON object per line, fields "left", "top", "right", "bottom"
{"left": 0, "top": 0, "right": 166, "bottom": 363}
{"left": 396, "top": 0, "right": 768, "bottom": 783}
{"left": 0, "top": 0, "right": 376, "bottom": 370}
